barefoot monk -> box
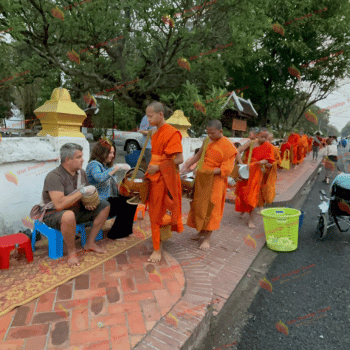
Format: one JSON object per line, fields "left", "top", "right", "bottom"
{"left": 257, "top": 132, "right": 278, "bottom": 212}
{"left": 235, "top": 128, "right": 275, "bottom": 228}
{"left": 181, "top": 120, "right": 237, "bottom": 250}
{"left": 145, "top": 102, "right": 184, "bottom": 262}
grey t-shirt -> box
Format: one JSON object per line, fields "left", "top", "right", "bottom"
{"left": 42, "top": 165, "right": 88, "bottom": 208}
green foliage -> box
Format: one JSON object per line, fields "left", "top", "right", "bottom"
{"left": 0, "top": 0, "right": 349, "bottom": 135}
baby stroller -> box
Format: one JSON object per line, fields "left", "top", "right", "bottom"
{"left": 316, "top": 173, "right": 350, "bottom": 240}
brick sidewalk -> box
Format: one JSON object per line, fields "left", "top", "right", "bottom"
{"left": 0, "top": 152, "right": 322, "bottom": 350}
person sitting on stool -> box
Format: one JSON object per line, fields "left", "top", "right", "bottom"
{"left": 41, "top": 143, "right": 110, "bottom": 267}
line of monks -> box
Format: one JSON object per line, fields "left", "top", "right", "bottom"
{"left": 144, "top": 101, "right": 318, "bottom": 263}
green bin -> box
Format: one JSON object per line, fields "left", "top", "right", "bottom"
{"left": 261, "top": 207, "right": 301, "bottom": 252}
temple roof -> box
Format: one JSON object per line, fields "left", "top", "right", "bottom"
{"left": 221, "top": 91, "right": 258, "bottom": 118}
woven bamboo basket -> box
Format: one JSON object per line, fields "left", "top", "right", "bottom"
{"left": 81, "top": 188, "right": 100, "bottom": 207}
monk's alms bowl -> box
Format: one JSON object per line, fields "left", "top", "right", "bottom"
{"left": 238, "top": 164, "right": 249, "bottom": 179}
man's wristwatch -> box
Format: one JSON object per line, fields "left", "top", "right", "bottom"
{"left": 80, "top": 186, "right": 86, "bottom": 195}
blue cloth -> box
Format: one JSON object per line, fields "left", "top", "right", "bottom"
{"left": 139, "top": 115, "right": 154, "bottom": 149}
{"left": 86, "top": 160, "right": 113, "bottom": 200}
{"left": 332, "top": 173, "right": 350, "bottom": 190}
{"left": 342, "top": 139, "right": 347, "bottom": 148}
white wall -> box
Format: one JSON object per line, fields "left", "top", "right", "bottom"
{"left": 182, "top": 137, "right": 249, "bottom": 162}
{"left": 0, "top": 136, "right": 89, "bottom": 237}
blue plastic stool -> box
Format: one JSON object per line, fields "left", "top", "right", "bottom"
{"left": 31, "top": 220, "right": 103, "bottom": 260}
{"left": 125, "top": 150, "right": 141, "bottom": 168}
{"left": 299, "top": 211, "right": 305, "bottom": 230}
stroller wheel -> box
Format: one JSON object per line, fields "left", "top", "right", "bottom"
{"left": 316, "top": 213, "right": 328, "bottom": 240}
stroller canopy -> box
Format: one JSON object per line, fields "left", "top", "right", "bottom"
{"left": 332, "top": 173, "right": 350, "bottom": 190}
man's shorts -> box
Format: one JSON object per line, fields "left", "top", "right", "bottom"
{"left": 42, "top": 200, "right": 110, "bottom": 230}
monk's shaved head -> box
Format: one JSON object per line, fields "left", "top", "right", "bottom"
{"left": 206, "top": 120, "right": 223, "bottom": 141}
{"left": 207, "top": 119, "right": 222, "bottom": 130}
{"left": 147, "top": 101, "right": 165, "bottom": 114}
{"left": 146, "top": 101, "right": 166, "bottom": 128}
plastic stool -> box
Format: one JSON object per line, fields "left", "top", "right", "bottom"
{"left": 31, "top": 221, "right": 103, "bottom": 260}
{"left": 0, "top": 233, "right": 33, "bottom": 269}
{"left": 134, "top": 204, "right": 146, "bottom": 222}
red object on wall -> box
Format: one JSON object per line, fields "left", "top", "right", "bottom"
{"left": 232, "top": 119, "right": 247, "bottom": 131}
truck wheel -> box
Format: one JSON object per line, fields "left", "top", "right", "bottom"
{"left": 125, "top": 141, "right": 139, "bottom": 154}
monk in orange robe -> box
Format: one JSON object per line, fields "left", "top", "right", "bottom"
{"left": 268, "top": 133, "right": 281, "bottom": 167}
{"left": 288, "top": 132, "right": 301, "bottom": 166}
{"left": 280, "top": 136, "right": 291, "bottom": 162}
{"left": 297, "top": 132, "right": 309, "bottom": 162}
{"left": 145, "top": 102, "right": 184, "bottom": 262}
{"left": 257, "top": 133, "right": 278, "bottom": 212}
{"left": 181, "top": 120, "right": 237, "bottom": 250}
{"left": 235, "top": 128, "right": 275, "bottom": 228}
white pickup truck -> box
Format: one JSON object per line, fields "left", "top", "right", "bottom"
{"left": 113, "top": 130, "right": 145, "bottom": 154}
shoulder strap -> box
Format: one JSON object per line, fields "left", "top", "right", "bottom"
{"left": 247, "top": 141, "right": 254, "bottom": 164}
{"left": 77, "top": 170, "right": 82, "bottom": 189}
{"left": 196, "top": 137, "right": 210, "bottom": 171}
{"left": 130, "top": 130, "right": 152, "bottom": 181}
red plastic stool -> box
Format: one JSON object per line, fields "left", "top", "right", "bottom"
{"left": 0, "top": 233, "right": 33, "bottom": 269}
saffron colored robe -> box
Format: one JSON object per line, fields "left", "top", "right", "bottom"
{"left": 297, "top": 135, "right": 309, "bottom": 162}
{"left": 235, "top": 141, "right": 275, "bottom": 213}
{"left": 280, "top": 141, "right": 291, "bottom": 160}
{"left": 187, "top": 137, "right": 237, "bottom": 231}
{"left": 145, "top": 124, "right": 183, "bottom": 251}
{"left": 272, "top": 144, "right": 282, "bottom": 167}
{"left": 288, "top": 133, "right": 300, "bottom": 164}
{"left": 258, "top": 142, "right": 278, "bottom": 207}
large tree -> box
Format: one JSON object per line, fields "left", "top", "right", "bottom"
{"left": 0, "top": 1, "right": 268, "bottom": 114}
{"left": 226, "top": 0, "right": 350, "bottom": 130}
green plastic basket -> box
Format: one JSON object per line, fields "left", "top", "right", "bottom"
{"left": 261, "top": 207, "right": 301, "bottom": 252}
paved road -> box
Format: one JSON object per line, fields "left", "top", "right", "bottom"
{"left": 199, "top": 145, "right": 350, "bottom": 350}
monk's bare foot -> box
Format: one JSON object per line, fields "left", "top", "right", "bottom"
{"left": 67, "top": 253, "right": 80, "bottom": 267}
{"left": 239, "top": 212, "right": 245, "bottom": 219}
{"left": 199, "top": 237, "right": 211, "bottom": 251}
{"left": 147, "top": 250, "right": 162, "bottom": 262}
{"left": 84, "top": 242, "right": 107, "bottom": 254}
{"left": 247, "top": 220, "right": 256, "bottom": 229}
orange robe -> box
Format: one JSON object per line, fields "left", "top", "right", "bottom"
{"left": 297, "top": 135, "right": 309, "bottom": 162}
{"left": 235, "top": 141, "right": 275, "bottom": 213}
{"left": 187, "top": 137, "right": 237, "bottom": 231}
{"left": 288, "top": 133, "right": 300, "bottom": 164}
{"left": 145, "top": 124, "right": 183, "bottom": 251}
{"left": 258, "top": 143, "right": 278, "bottom": 207}
{"left": 272, "top": 144, "right": 281, "bottom": 167}
{"left": 280, "top": 142, "right": 291, "bottom": 160}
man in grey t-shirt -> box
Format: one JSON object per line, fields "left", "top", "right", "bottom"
{"left": 41, "top": 143, "right": 110, "bottom": 267}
